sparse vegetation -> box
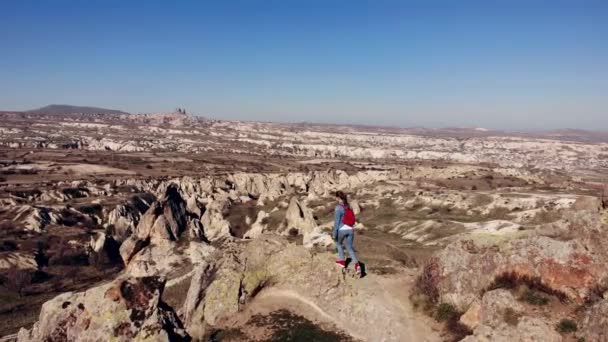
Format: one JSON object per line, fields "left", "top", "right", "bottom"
{"left": 414, "top": 257, "right": 440, "bottom": 304}
{"left": 435, "top": 303, "right": 458, "bottom": 322}
{"left": 487, "top": 271, "right": 568, "bottom": 303}
{"left": 556, "top": 319, "right": 577, "bottom": 333}
{"left": 520, "top": 288, "right": 549, "bottom": 306}
{"left": 431, "top": 303, "right": 472, "bottom": 341}
{"left": 503, "top": 307, "right": 521, "bottom": 326}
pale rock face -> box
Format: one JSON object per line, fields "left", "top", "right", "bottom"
{"left": 428, "top": 206, "right": 608, "bottom": 311}
{"left": 118, "top": 236, "right": 149, "bottom": 266}
{"left": 0, "top": 252, "right": 38, "bottom": 272}
{"left": 303, "top": 227, "right": 334, "bottom": 249}
{"left": 185, "top": 195, "right": 203, "bottom": 218}
{"left": 17, "top": 276, "right": 188, "bottom": 342}
{"left": 460, "top": 289, "right": 524, "bottom": 330}
{"left": 126, "top": 242, "right": 215, "bottom": 278}
{"left": 89, "top": 232, "right": 106, "bottom": 254}
{"left": 182, "top": 262, "right": 217, "bottom": 337}
{"left": 461, "top": 317, "right": 561, "bottom": 342}
{"left": 182, "top": 235, "right": 438, "bottom": 342}
{"left": 106, "top": 194, "right": 155, "bottom": 242}
{"left": 200, "top": 209, "right": 231, "bottom": 241}
{"left": 579, "top": 300, "right": 608, "bottom": 341}
{"left": 243, "top": 210, "right": 268, "bottom": 239}
{"left": 135, "top": 184, "right": 188, "bottom": 242}
{"left": 39, "top": 190, "right": 68, "bottom": 203}
{"left": 283, "top": 196, "right": 317, "bottom": 236}
{"left": 10, "top": 205, "right": 55, "bottom": 232}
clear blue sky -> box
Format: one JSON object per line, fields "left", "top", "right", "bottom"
{"left": 1, "top": 0, "right": 606, "bottom": 130}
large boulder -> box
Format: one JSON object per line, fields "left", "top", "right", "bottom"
{"left": 125, "top": 241, "right": 215, "bottom": 278}
{"left": 17, "top": 276, "right": 188, "bottom": 342}
{"left": 424, "top": 219, "right": 608, "bottom": 311}
{"left": 460, "top": 289, "right": 524, "bottom": 331}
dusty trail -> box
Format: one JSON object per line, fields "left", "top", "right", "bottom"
{"left": 226, "top": 272, "right": 442, "bottom": 342}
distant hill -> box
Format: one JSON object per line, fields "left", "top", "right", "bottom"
{"left": 27, "top": 104, "right": 129, "bottom": 115}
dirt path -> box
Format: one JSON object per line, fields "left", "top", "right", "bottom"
{"left": 224, "top": 271, "right": 442, "bottom": 342}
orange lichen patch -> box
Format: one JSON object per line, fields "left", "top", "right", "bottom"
{"left": 539, "top": 258, "right": 597, "bottom": 291}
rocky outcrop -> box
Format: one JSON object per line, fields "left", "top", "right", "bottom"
{"left": 106, "top": 193, "right": 155, "bottom": 242}
{"left": 118, "top": 184, "right": 201, "bottom": 266}
{"left": 0, "top": 252, "right": 38, "bottom": 272}
{"left": 423, "top": 210, "right": 608, "bottom": 311}
{"left": 579, "top": 299, "right": 608, "bottom": 341}
{"left": 200, "top": 208, "right": 231, "bottom": 241}
{"left": 182, "top": 235, "right": 437, "bottom": 341}
{"left": 134, "top": 184, "right": 188, "bottom": 242}
{"left": 282, "top": 197, "right": 316, "bottom": 235}
{"left": 460, "top": 317, "right": 561, "bottom": 342}
{"left": 243, "top": 210, "right": 268, "bottom": 239}
{"left": 9, "top": 205, "right": 55, "bottom": 232}
{"left": 17, "top": 276, "right": 188, "bottom": 342}
{"left": 125, "top": 241, "right": 215, "bottom": 278}
{"left": 281, "top": 197, "right": 333, "bottom": 248}
{"left": 87, "top": 232, "right": 122, "bottom": 266}
{"left": 459, "top": 289, "right": 524, "bottom": 331}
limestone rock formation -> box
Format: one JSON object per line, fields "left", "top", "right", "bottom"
{"left": 17, "top": 276, "right": 188, "bottom": 342}
{"left": 134, "top": 184, "right": 188, "bottom": 242}
{"left": 460, "top": 317, "right": 561, "bottom": 342}
{"left": 283, "top": 197, "right": 317, "bottom": 236}
{"left": 9, "top": 205, "right": 55, "bottom": 232}
{"left": 200, "top": 208, "right": 231, "bottom": 241}
{"left": 125, "top": 241, "right": 215, "bottom": 278}
{"left": 182, "top": 235, "right": 437, "bottom": 341}
{"left": 579, "top": 299, "right": 608, "bottom": 341}
{"left": 459, "top": 289, "right": 524, "bottom": 331}
{"left": 243, "top": 210, "right": 268, "bottom": 239}
{"left": 106, "top": 193, "right": 155, "bottom": 242}
{"left": 424, "top": 216, "right": 608, "bottom": 311}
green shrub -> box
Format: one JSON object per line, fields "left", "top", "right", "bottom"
{"left": 556, "top": 319, "right": 577, "bottom": 333}
{"left": 521, "top": 289, "right": 549, "bottom": 306}
{"left": 435, "top": 303, "right": 459, "bottom": 322}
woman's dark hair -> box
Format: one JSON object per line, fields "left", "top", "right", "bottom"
{"left": 335, "top": 191, "right": 348, "bottom": 206}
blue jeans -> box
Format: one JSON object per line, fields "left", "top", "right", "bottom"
{"left": 336, "top": 229, "right": 358, "bottom": 265}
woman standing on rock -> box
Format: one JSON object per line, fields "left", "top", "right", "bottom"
{"left": 334, "top": 191, "right": 361, "bottom": 276}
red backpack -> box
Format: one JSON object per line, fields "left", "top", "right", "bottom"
{"left": 342, "top": 204, "right": 356, "bottom": 226}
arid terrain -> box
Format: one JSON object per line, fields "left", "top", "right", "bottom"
{"left": 1, "top": 108, "right": 608, "bottom": 341}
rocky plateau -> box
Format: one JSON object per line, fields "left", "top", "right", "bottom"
{"left": 1, "top": 110, "right": 608, "bottom": 341}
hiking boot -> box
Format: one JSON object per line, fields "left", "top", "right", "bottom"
{"left": 355, "top": 263, "right": 361, "bottom": 276}
{"left": 336, "top": 260, "right": 346, "bottom": 268}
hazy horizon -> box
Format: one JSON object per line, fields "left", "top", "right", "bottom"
{"left": 1, "top": 1, "right": 607, "bottom": 131}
